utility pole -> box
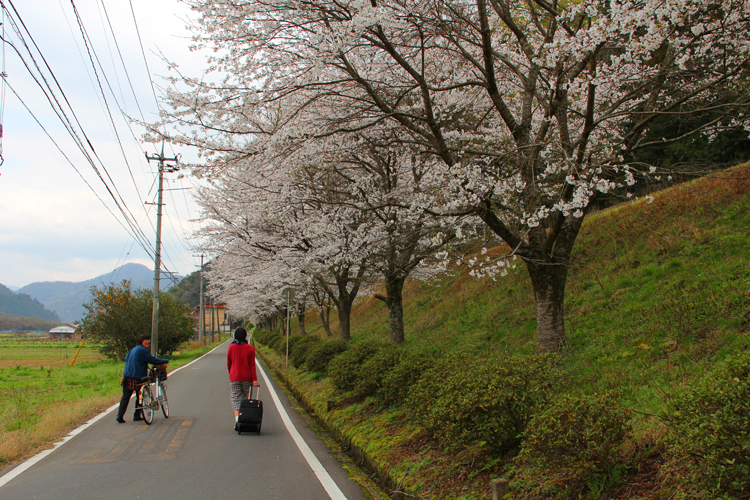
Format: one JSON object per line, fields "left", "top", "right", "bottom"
{"left": 199, "top": 254, "right": 205, "bottom": 345}
{"left": 145, "top": 145, "right": 179, "bottom": 356}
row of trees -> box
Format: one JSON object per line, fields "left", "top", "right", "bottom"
{"left": 150, "top": 0, "right": 750, "bottom": 351}
{"left": 0, "top": 313, "right": 59, "bottom": 333}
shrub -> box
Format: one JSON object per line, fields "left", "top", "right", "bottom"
{"left": 254, "top": 329, "right": 281, "bottom": 348}
{"left": 268, "top": 333, "right": 285, "bottom": 352}
{"left": 407, "top": 353, "right": 563, "bottom": 454}
{"left": 305, "top": 340, "right": 348, "bottom": 374}
{"left": 328, "top": 339, "right": 388, "bottom": 391}
{"left": 289, "top": 334, "right": 322, "bottom": 368}
{"left": 81, "top": 281, "right": 193, "bottom": 359}
{"left": 512, "top": 393, "right": 631, "bottom": 498}
{"left": 353, "top": 346, "right": 403, "bottom": 398}
{"left": 287, "top": 333, "right": 304, "bottom": 352}
{"left": 378, "top": 347, "right": 443, "bottom": 405}
{"left": 665, "top": 351, "right": 750, "bottom": 498}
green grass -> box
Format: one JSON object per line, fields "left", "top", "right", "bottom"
{"left": 267, "top": 163, "right": 750, "bottom": 499}
{"left": 0, "top": 336, "right": 228, "bottom": 468}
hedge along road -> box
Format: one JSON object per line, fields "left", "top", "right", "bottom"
{"left": 0, "top": 341, "right": 368, "bottom": 500}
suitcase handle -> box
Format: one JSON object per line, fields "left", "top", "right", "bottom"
{"left": 248, "top": 385, "right": 260, "bottom": 400}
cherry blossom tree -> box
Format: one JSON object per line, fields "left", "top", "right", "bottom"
{"left": 287, "top": 130, "right": 460, "bottom": 343}
{"left": 158, "top": 0, "right": 750, "bottom": 352}
{"left": 191, "top": 154, "right": 380, "bottom": 340}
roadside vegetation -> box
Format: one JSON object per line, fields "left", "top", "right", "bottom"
{"left": 81, "top": 281, "right": 195, "bottom": 360}
{"left": 253, "top": 164, "right": 750, "bottom": 500}
{"left": 0, "top": 334, "right": 226, "bottom": 469}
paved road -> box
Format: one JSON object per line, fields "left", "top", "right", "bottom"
{"left": 0, "top": 343, "right": 368, "bottom": 500}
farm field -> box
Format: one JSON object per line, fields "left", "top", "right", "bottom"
{"left": 0, "top": 336, "right": 106, "bottom": 368}
{"left": 0, "top": 334, "right": 227, "bottom": 469}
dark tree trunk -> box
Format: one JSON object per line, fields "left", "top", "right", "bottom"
{"left": 524, "top": 259, "right": 569, "bottom": 352}
{"left": 384, "top": 273, "right": 406, "bottom": 344}
{"left": 477, "top": 202, "right": 585, "bottom": 353}
{"left": 316, "top": 259, "right": 368, "bottom": 342}
{"left": 319, "top": 304, "right": 333, "bottom": 337}
{"left": 337, "top": 298, "right": 352, "bottom": 341}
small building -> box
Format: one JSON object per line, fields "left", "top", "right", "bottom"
{"left": 193, "top": 303, "right": 232, "bottom": 335}
{"left": 49, "top": 324, "right": 81, "bottom": 340}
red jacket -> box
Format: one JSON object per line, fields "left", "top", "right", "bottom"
{"left": 227, "top": 342, "right": 257, "bottom": 383}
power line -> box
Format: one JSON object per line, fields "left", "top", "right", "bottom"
{"left": 1, "top": 0, "right": 155, "bottom": 257}
{"left": 2, "top": 0, "right": 198, "bottom": 285}
{"left": 2, "top": 76, "right": 152, "bottom": 256}
{"left": 69, "top": 0, "right": 145, "bottom": 207}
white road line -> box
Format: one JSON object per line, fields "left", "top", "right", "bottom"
{"left": 0, "top": 344, "right": 222, "bottom": 489}
{"left": 256, "top": 361, "right": 348, "bottom": 500}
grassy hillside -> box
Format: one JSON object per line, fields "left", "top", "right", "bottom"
{"left": 319, "top": 163, "right": 749, "bottom": 398}
{"left": 258, "top": 163, "right": 750, "bottom": 499}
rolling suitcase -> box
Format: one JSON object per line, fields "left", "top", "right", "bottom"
{"left": 236, "top": 386, "right": 263, "bottom": 435}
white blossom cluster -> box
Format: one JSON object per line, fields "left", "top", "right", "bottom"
{"left": 150, "top": 0, "right": 750, "bottom": 344}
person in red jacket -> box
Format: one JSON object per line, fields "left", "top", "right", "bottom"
{"left": 227, "top": 327, "right": 258, "bottom": 427}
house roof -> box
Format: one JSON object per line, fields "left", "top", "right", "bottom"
{"left": 49, "top": 324, "right": 78, "bottom": 334}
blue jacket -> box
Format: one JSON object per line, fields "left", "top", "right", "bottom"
{"left": 123, "top": 344, "right": 169, "bottom": 380}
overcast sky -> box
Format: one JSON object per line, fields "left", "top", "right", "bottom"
{"left": 0, "top": 0, "right": 208, "bottom": 288}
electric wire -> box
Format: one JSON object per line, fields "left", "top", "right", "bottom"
{"left": 98, "top": 0, "right": 146, "bottom": 124}
{"left": 69, "top": 0, "right": 145, "bottom": 206}
{"left": 94, "top": 0, "right": 130, "bottom": 121}
{"left": 0, "top": 3, "right": 6, "bottom": 167}
{"left": 9, "top": 0, "right": 188, "bottom": 282}
{"left": 2, "top": 76, "right": 154, "bottom": 260}
{"left": 125, "top": 0, "right": 201, "bottom": 279}
{"left": 3, "top": 0, "right": 193, "bottom": 285}
{"left": 71, "top": 0, "right": 185, "bottom": 284}
{"left": 2, "top": 1, "right": 156, "bottom": 257}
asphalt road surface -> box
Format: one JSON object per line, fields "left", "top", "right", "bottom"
{"left": 0, "top": 342, "right": 369, "bottom": 500}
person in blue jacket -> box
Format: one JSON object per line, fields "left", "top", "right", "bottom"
{"left": 116, "top": 334, "right": 169, "bottom": 423}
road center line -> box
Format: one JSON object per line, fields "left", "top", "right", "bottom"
{"left": 256, "top": 361, "right": 348, "bottom": 500}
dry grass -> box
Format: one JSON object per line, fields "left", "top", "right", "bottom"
{"left": 0, "top": 353, "right": 106, "bottom": 369}
{"left": 0, "top": 394, "right": 119, "bottom": 466}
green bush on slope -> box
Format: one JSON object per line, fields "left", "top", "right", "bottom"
{"left": 328, "top": 339, "right": 388, "bottom": 391}
{"left": 407, "top": 353, "right": 564, "bottom": 454}
{"left": 511, "top": 393, "right": 631, "bottom": 498}
{"left": 289, "top": 334, "right": 321, "bottom": 368}
{"left": 305, "top": 339, "right": 348, "bottom": 374}
{"left": 665, "top": 350, "right": 750, "bottom": 499}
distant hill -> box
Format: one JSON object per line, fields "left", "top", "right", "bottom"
{"left": 0, "top": 313, "right": 60, "bottom": 332}
{"left": 166, "top": 262, "right": 211, "bottom": 309}
{"left": 0, "top": 284, "right": 60, "bottom": 322}
{"left": 17, "top": 263, "right": 180, "bottom": 323}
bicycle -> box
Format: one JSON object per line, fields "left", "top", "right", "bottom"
{"left": 135, "top": 366, "right": 169, "bottom": 424}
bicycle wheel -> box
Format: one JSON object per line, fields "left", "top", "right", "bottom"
{"left": 141, "top": 386, "right": 154, "bottom": 425}
{"left": 159, "top": 381, "right": 169, "bottom": 418}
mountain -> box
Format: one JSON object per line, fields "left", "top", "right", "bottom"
{"left": 0, "top": 284, "right": 60, "bottom": 322}
{"left": 166, "top": 261, "right": 212, "bottom": 309}
{"left": 17, "top": 263, "right": 180, "bottom": 323}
